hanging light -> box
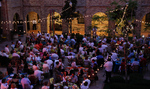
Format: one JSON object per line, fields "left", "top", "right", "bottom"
{"left": 0, "top": 1, "right": 1, "bottom": 7}
{"left": 69, "top": 1, "right": 72, "bottom": 7}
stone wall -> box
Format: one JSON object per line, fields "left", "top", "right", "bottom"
{"left": 1, "top": 0, "right": 150, "bottom": 39}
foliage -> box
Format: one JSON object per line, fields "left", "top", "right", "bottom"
{"left": 61, "top": 0, "right": 79, "bottom": 21}
{"left": 92, "top": 15, "right": 108, "bottom": 24}
{"left": 107, "top": 0, "right": 138, "bottom": 36}
{"left": 144, "top": 23, "right": 150, "bottom": 31}
{"left": 61, "top": 0, "right": 79, "bottom": 33}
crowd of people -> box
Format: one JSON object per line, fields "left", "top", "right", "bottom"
{"left": 0, "top": 31, "right": 149, "bottom": 89}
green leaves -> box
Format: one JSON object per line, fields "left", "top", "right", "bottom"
{"left": 61, "top": 0, "right": 78, "bottom": 20}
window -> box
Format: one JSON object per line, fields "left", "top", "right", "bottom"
{"left": 77, "top": 15, "right": 84, "bottom": 24}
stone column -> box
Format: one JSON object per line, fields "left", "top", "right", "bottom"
{"left": 62, "top": 19, "right": 69, "bottom": 34}
{"left": 84, "top": 0, "right": 92, "bottom": 35}
{"left": 1, "top": 0, "right": 10, "bottom": 40}
{"left": 84, "top": 16, "right": 92, "bottom": 35}
{"left": 40, "top": 1, "right": 47, "bottom": 34}
{"left": 108, "top": 20, "right": 115, "bottom": 36}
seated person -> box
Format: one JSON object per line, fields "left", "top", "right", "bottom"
{"left": 71, "top": 60, "right": 77, "bottom": 68}
{"left": 41, "top": 81, "right": 49, "bottom": 89}
{"left": 131, "top": 58, "right": 140, "bottom": 71}
{"left": 131, "top": 58, "right": 139, "bottom": 66}
{"left": 84, "top": 56, "right": 90, "bottom": 67}
{"left": 70, "top": 72, "right": 78, "bottom": 84}
{"left": 11, "top": 74, "right": 19, "bottom": 88}
{"left": 1, "top": 79, "right": 10, "bottom": 89}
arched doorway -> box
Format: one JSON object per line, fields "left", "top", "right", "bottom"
{"left": 72, "top": 13, "right": 85, "bottom": 35}
{"left": 92, "top": 12, "right": 108, "bottom": 36}
{"left": 26, "top": 12, "right": 41, "bottom": 33}
{"left": 141, "top": 13, "right": 150, "bottom": 37}
{"left": 47, "top": 12, "right": 62, "bottom": 35}
{"left": 13, "top": 13, "right": 20, "bottom": 30}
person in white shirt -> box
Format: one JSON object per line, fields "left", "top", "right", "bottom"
{"left": 32, "top": 19, "right": 37, "bottom": 30}
{"left": 5, "top": 45, "right": 10, "bottom": 54}
{"left": 104, "top": 57, "right": 113, "bottom": 83}
{"left": 21, "top": 75, "right": 31, "bottom": 89}
{"left": 79, "top": 45, "right": 84, "bottom": 53}
{"left": 34, "top": 67, "right": 44, "bottom": 81}
{"left": 111, "top": 51, "right": 118, "bottom": 62}
{"left": 35, "top": 53, "right": 41, "bottom": 62}
{"left": 18, "top": 39, "right": 22, "bottom": 45}
{"left": 60, "top": 34, "right": 64, "bottom": 39}
{"left": 42, "top": 46, "right": 48, "bottom": 53}
{"left": 58, "top": 59, "right": 64, "bottom": 70}
{"left": 88, "top": 41, "right": 94, "bottom": 48}
{"left": 51, "top": 52, "right": 59, "bottom": 60}
{"left": 80, "top": 75, "right": 91, "bottom": 89}
{"left": 67, "top": 34, "right": 70, "bottom": 40}
{"left": 45, "top": 34, "right": 50, "bottom": 41}
{"left": 12, "top": 51, "right": 20, "bottom": 58}
{"left": 46, "top": 59, "right": 53, "bottom": 66}
{"left": 71, "top": 60, "right": 77, "bottom": 68}
{"left": 37, "top": 31, "right": 42, "bottom": 37}
{"left": 82, "top": 36, "right": 87, "bottom": 43}
{"left": 131, "top": 58, "right": 139, "bottom": 66}
{"left": 19, "top": 43, "right": 24, "bottom": 51}
{"left": 11, "top": 42, "right": 15, "bottom": 50}
{"left": 2, "top": 51, "right": 9, "bottom": 58}
{"left": 1, "top": 79, "right": 10, "bottom": 89}
{"left": 43, "top": 61, "right": 50, "bottom": 73}
{"left": 101, "top": 42, "right": 108, "bottom": 53}
{"left": 91, "top": 54, "right": 97, "bottom": 61}
{"left": 32, "top": 61, "right": 39, "bottom": 71}
{"left": 50, "top": 37, "right": 54, "bottom": 44}
{"left": 54, "top": 34, "right": 58, "bottom": 40}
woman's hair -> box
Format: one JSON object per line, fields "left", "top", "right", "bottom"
{"left": 2, "top": 79, "right": 6, "bottom": 83}
{"left": 13, "top": 74, "right": 17, "bottom": 78}
{"left": 84, "top": 81, "right": 88, "bottom": 86}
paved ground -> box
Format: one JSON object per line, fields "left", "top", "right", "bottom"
{"left": 0, "top": 36, "right": 150, "bottom": 89}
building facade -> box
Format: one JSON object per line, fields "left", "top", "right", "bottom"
{"left": 0, "top": 0, "right": 150, "bottom": 40}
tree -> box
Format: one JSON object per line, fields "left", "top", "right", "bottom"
{"left": 107, "top": 0, "right": 138, "bottom": 83}
{"left": 61, "top": 0, "right": 79, "bottom": 34}
{"left": 107, "top": 0, "right": 137, "bottom": 37}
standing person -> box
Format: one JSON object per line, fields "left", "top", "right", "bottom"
{"left": 32, "top": 19, "right": 37, "bottom": 30}
{"left": 104, "top": 57, "right": 113, "bottom": 83}
{"left": 1, "top": 79, "right": 10, "bottom": 89}
{"left": 7, "top": 63, "right": 14, "bottom": 75}
{"left": 21, "top": 75, "right": 31, "bottom": 89}
{"left": 5, "top": 44, "right": 10, "bottom": 54}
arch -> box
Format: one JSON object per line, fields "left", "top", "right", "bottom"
{"left": 13, "top": 13, "right": 20, "bottom": 30}
{"left": 141, "top": 12, "right": 150, "bottom": 37}
{"left": 47, "top": 12, "right": 62, "bottom": 35}
{"left": 91, "top": 12, "right": 108, "bottom": 36}
{"left": 26, "top": 12, "right": 41, "bottom": 33}
{"left": 71, "top": 13, "right": 85, "bottom": 35}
